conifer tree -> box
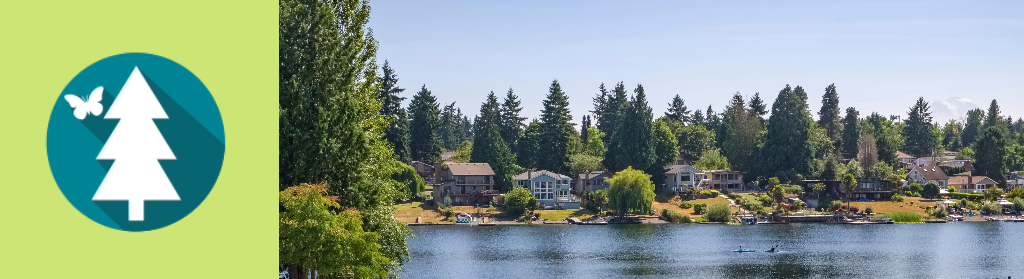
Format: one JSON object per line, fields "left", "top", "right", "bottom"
{"left": 721, "top": 92, "right": 763, "bottom": 175}
{"left": 817, "top": 83, "right": 842, "bottom": 150}
{"left": 760, "top": 85, "right": 813, "bottom": 180}
{"left": 975, "top": 126, "right": 1008, "bottom": 187}
{"left": 377, "top": 61, "right": 411, "bottom": 163}
{"left": 962, "top": 108, "right": 985, "bottom": 148}
{"left": 471, "top": 92, "right": 520, "bottom": 191}
{"left": 408, "top": 85, "right": 444, "bottom": 163}
{"left": 537, "top": 80, "right": 575, "bottom": 174}
{"left": 517, "top": 120, "right": 542, "bottom": 169}
{"left": 841, "top": 107, "right": 860, "bottom": 159}
{"left": 749, "top": 92, "right": 767, "bottom": 118}
{"left": 983, "top": 99, "right": 1003, "bottom": 130}
{"left": 903, "top": 97, "right": 939, "bottom": 157}
{"left": 605, "top": 84, "right": 655, "bottom": 173}
{"left": 665, "top": 94, "right": 692, "bottom": 124}
{"left": 499, "top": 88, "right": 526, "bottom": 154}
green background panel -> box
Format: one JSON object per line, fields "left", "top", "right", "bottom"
{"left": 0, "top": 1, "right": 277, "bottom": 278}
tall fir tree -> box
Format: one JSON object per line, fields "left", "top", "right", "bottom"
{"left": 470, "top": 92, "right": 520, "bottom": 191}
{"left": 438, "top": 102, "right": 461, "bottom": 150}
{"left": 279, "top": 0, "right": 411, "bottom": 274}
{"left": 499, "top": 88, "right": 526, "bottom": 154}
{"left": 760, "top": 85, "right": 814, "bottom": 180}
{"left": 983, "top": 100, "right": 1002, "bottom": 129}
{"left": 376, "top": 60, "right": 411, "bottom": 163}
{"left": 962, "top": 108, "right": 985, "bottom": 148}
{"left": 605, "top": 84, "right": 656, "bottom": 173}
{"left": 749, "top": 92, "right": 768, "bottom": 118}
{"left": 817, "top": 83, "right": 842, "bottom": 152}
{"left": 692, "top": 109, "right": 705, "bottom": 126}
{"left": 599, "top": 82, "right": 629, "bottom": 144}
{"left": 866, "top": 112, "right": 904, "bottom": 166}
{"left": 665, "top": 94, "right": 692, "bottom": 124}
{"left": 902, "top": 97, "right": 939, "bottom": 157}
{"left": 841, "top": 107, "right": 861, "bottom": 159}
{"left": 517, "top": 120, "right": 542, "bottom": 169}
{"left": 721, "top": 92, "right": 764, "bottom": 175}
{"left": 537, "top": 80, "right": 575, "bottom": 174}
{"left": 408, "top": 85, "right": 444, "bottom": 163}
{"left": 581, "top": 115, "right": 592, "bottom": 148}
{"left": 974, "top": 126, "right": 1008, "bottom": 187}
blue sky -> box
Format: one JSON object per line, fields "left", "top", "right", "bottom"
{"left": 370, "top": 0, "right": 1024, "bottom": 125}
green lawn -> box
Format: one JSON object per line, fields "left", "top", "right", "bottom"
{"left": 536, "top": 209, "right": 595, "bottom": 221}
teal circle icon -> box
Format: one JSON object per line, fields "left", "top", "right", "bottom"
{"left": 47, "top": 53, "right": 225, "bottom": 232}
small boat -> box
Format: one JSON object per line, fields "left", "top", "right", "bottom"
{"left": 733, "top": 250, "right": 756, "bottom": 253}
{"left": 764, "top": 250, "right": 779, "bottom": 253}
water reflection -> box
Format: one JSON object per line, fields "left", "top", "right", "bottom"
{"left": 403, "top": 223, "right": 1024, "bottom": 278}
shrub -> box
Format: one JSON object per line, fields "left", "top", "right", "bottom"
{"left": 681, "top": 214, "right": 693, "bottom": 223}
{"left": 1007, "top": 187, "right": 1024, "bottom": 200}
{"left": 981, "top": 203, "right": 1002, "bottom": 215}
{"left": 705, "top": 203, "right": 732, "bottom": 222}
{"left": 840, "top": 205, "right": 859, "bottom": 212}
{"left": 693, "top": 203, "right": 709, "bottom": 215}
{"left": 782, "top": 185, "right": 804, "bottom": 195}
{"left": 890, "top": 194, "right": 903, "bottom": 203}
{"left": 504, "top": 186, "right": 537, "bottom": 216}
{"left": 829, "top": 200, "right": 843, "bottom": 211}
{"left": 816, "top": 196, "right": 834, "bottom": 211}
{"left": 864, "top": 207, "right": 873, "bottom": 214}
{"left": 884, "top": 212, "right": 922, "bottom": 223}
{"left": 951, "top": 192, "right": 984, "bottom": 202}
{"left": 929, "top": 206, "right": 948, "bottom": 219}
{"left": 668, "top": 195, "right": 683, "bottom": 205}
{"left": 678, "top": 201, "right": 693, "bottom": 209}
{"left": 985, "top": 186, "right": 1005, "bottom": 201}
{"left": 922, "top": 182, "right": 940, "bottom": 199}
{"left": 661, "top": 209, "right": 687, "bottom": 223}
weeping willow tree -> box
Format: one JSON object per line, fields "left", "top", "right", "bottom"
{"left": 279, "top": 0, "right": 410, "bottom": 277}
{"left": 606, "top": 167, "right": 656, "bottom": 216}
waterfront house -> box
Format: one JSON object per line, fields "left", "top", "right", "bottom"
{"left": 663, "top": 165, "right": 704, "bottom": 193}
{"left": 948, "top": 175, "right": 998, "bottom": 193}
{"left": 907, "top": 166, "right": 949, "bottom": 187}
{"left": 803, "top": 178, "right": 893, "bottom": 202}
{"left": 514, "top": 170, "right": 579, "bottom": 209}
{"left": 432, "top": 163, "right": 498, "bottom": 206}
{"left": 896, "top": 151, "right": 914, "bottom": 169}
{"left": 703, "top": 170, "right": 745, "bottom": 191}
{"left": 578, "top": 171, "right": 612, "bottom": 193}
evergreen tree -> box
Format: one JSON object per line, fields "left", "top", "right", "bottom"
{"left": 817, "top": 83, "right": 842, "bottom": 150}
{"left": 704, "top": 105, "right": 721, "bottom": 132}
{"left": 676, "top": 124, "right": 716, "bottom": 164}
{"left": 692, "top": 109, "right": 705, "bottom": 125}
{"left": 408, "top": 85, "right": 444, "bottom": 163}
{"left": 581, "top": 115, "right": 592, "bottom": 149}
{"left": 376, "top": 61, "right": 411, "bottom": 163}
{"left": 962, "top": 108, "right": 985, "bottom": 148}
{"left": 974, "top": 126, "right": 1008, "bottom": 187}
{"left": 537, "top": 80, "right": 575, "bottom": 174}
{"left": 471, "top": 92, "right": 520, "bottom": 191}
{"left": 841, "top": 107, "right": 860, "bottom": 159}
{"left": 749, "top": 92, "right": 768, "bottom": 118}
{"left": 983, "top": 99, "right": 1003, "bottom": 130}
{"left": 438, "top": 102, "right": 460, "bottom": 150}
{"left": 760, "top": 85, "right": 814, "bottom": 179}
{"left": 517, "top": 120, "right": 542, "bottom": 169}
{"left": 903, "top": 97, "right": 939, "bottom": 157}
{"left": 665, "top": 94, "right": 692, "bottom": 124}
{"left": 647, "top": 120, "right": 680, "bottom": 186}
{"left": 721, "top": 92, "right": 763, "bottom": 175}
{"left": 605, "top": 84, "right": 655, "bottom": 173}
{"left": 499, "top": 88, "right": 526, "bottom": 154}
{"left": 279, "top": 0, "right": 410, "bottom": 273}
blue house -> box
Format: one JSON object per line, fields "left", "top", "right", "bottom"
{"left": 513, "top": 170, "right": 579, "bottom": 209}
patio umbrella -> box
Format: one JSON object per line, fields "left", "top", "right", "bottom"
{"left": 940, "top": 200, "right": 956, "bottom": 205}
{"left": 997, "top": 200, "right": 1015, "bottom": 215}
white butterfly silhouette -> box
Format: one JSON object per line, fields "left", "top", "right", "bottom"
{"left": 65, "top": 86, "right": 105, "bottom": 120}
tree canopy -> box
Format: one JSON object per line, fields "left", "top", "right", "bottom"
{"left": 408, "top": 85, "right": 444, "bottom": 163}
{"left": 605, "top": 84, "right": 655, "bottom": 173}
{"left": 607, "top": 167, "right": 656, "bottom": 216}
{"left": 760, "top": 85, "right": 813, "bottom": 180}
{"left": 537, "top": 80, "right": 575, "bottom": 175}
{"left": 471, "top": 92, "right": 521, "bottom": 191}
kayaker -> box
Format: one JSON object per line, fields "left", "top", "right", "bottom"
{"left": 768, "top": 245, "right": 777, "bottom": 252}
{"left": 739, "top": 245, "right": 743, "bottom": 251}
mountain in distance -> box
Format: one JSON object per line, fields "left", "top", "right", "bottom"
{"left": 931, "top": 97, "right": 981, "bottom": 123}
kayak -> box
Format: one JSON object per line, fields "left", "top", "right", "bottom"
{"left": 764, "top": 250, "right": 778, "bottom": 253}
{"left": 733, "top": 250, "right": 756, "bottom": 253}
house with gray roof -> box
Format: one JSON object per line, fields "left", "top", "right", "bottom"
{"left": 433, "top": 163, "right": 498, "bottom": 206}
{"left": 513, "top": 170, "right": 578, "bottom": 209}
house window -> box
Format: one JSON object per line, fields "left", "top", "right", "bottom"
{"left": 681, "top": 175, "right": 690, "bottom": 182}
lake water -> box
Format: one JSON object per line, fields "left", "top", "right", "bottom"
{"left": 402, "top": 222, "right": 1023, "bottom": 278}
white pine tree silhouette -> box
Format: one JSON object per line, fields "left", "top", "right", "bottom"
{"left": 93, "top": 67, "right": 179, "bottom": 222}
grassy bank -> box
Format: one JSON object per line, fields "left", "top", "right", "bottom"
{"left": 653, "top": 196, "right": 734, "bottom": 220}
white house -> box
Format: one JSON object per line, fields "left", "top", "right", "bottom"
{"left": 664, "top": 165, "right": 704, "bottom": 192}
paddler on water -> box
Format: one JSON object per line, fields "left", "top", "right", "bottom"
{"left": 768, "top": 245, "right": 777, "bottom": 252}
